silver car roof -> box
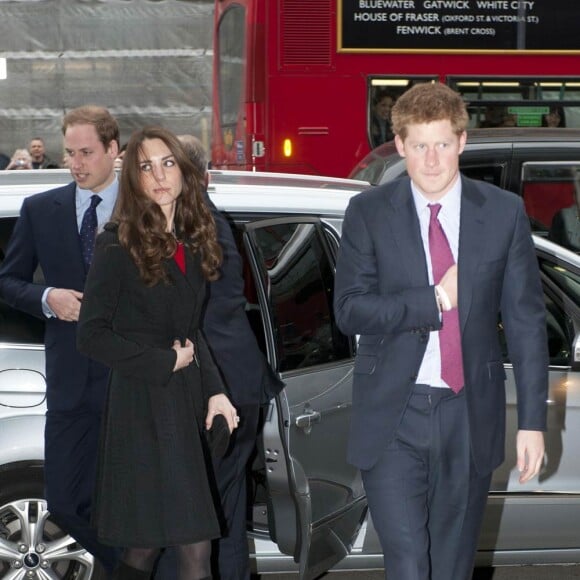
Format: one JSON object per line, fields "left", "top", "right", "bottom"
{"left": 0, "top": 169, "right": 369, "bottom": 219}
{"left": 1, "top": 168, "right": 578, "bottom": 269}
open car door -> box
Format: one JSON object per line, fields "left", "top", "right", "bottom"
{"left": 243, "top": 217, "right": 367, "bottom": 579}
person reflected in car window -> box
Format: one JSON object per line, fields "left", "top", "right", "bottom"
{"left": 77, "top": 126, "right": 238, "bottom": 580}
{"left": 370, "top": 89, "right": 396, "bottom": 148}
{"left": 0, "top": 106, "right": 121, "bottom": 577}
{"left": 334, "top": 82, "right": 548, "bottom": 580}
{"left": 548, "top": 170, "right": 580, "bottom": 252}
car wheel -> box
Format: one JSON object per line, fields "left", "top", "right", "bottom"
{"left": 0, "top": 467, "right": 95, "bottom": 579}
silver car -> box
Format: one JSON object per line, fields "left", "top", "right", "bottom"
{"left": 1, "top": 169, "right": 580, "bottom": 579}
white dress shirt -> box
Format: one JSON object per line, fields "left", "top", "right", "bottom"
{"left": 412, "top": 177, "right": 461, "bottom": 389}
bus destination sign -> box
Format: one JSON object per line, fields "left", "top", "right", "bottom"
{"left": 339, "top": 0, "right": 579, "bottom": 52}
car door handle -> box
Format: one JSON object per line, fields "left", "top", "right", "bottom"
{"left": 295, "top": 410, "right": 321, "bottom": 431}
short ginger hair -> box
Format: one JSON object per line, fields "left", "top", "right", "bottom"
{"left": 391, "top": 83, "right": 468, "bottom": 140}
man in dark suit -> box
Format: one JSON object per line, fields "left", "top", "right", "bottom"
{"left": 176, "top": 135, "right": 283, "bottom": 579}
{"left": 333, "top": 83, "right": 548, "bottom": 580}
{"left": 0, "top": 106, "right": 120, "bottom": 576}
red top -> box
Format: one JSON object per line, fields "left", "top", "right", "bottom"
{"left": 173, "top": 242, "right": 186, "bottom": 274}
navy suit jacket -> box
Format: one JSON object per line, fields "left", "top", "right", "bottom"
{"left": 0, "top": 182, "right": 110, "bottom": 412}
{"left": 334, "top": 176, "right": 548, "bottom": 474}
{"left": 202, "top": 197, "right": 284, "bottom": 406}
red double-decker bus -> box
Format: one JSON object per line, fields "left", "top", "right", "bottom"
{"left": 211, "top": 0, "right": 580, "bottom": 178}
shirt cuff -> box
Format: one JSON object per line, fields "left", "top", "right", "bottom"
{"left": 435, "top": 285, "right": 453, "bottom": 312}
{"left": 41, "top": 287, "right": 57, "bottom": 318}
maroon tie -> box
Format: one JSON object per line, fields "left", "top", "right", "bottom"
{"left": 428, "top": 204, "right": 464, "bottom": 393}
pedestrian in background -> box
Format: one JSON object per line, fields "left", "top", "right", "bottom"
{"left": 6, "top": 148, "right": 33, "bottom": 170}
{"left": 28, "top": 136, "right": 60, "bottom": 169}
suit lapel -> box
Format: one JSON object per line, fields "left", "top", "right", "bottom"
{"left": 386, "top": 180, "right": 430, "bottom": 287}
{"left": 458, "top": 177, "right": 487, "bottom": 333}
{"left": 51, "top": 183, "right": 86, "bottom": 283}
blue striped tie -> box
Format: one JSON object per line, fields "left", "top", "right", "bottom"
{"left": 80, "top": 194, "right": 102, "bottom": 271}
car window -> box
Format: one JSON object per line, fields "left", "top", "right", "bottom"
{"left": 499, "top": 294, "right": 572, "bottom": 368}
{"left": 0, "top": 217, "right": 45, "bottom": 345}
{"left": 500, "top": 254, "right": 580, "bottom": 367}
{"left": 539, "top": 254, "right": 580, "bottom": 310}
{"left": 539, "top": 255, "right": 580, "bottom": 365}
{"left": 247, "top": 220, "right": 352, "bottom": 373}
{"left": 351, "top": 150, "right": 507, "bottom": 188}
{"left": 520, "top": 162, "right": 580, "bottom": 234}
{"left": 461, "top": 164, "right": 505, "bottom": 188}
{"left": 349, "top": 141, "right": 400, "bottom": 184}
{"left": 351, "top": 156, "right": 393, "bottom": 184}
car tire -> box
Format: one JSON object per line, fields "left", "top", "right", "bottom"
{"left": 0, "top": 463, "right": 95, "bottom": 579}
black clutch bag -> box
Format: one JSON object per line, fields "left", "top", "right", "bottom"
{"left": 207, "top": 414, "right": 231, "bottom": 458}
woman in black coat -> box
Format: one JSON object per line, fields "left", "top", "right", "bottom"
{"left": 77, "top": 126, "right": 238, "bottom": 580}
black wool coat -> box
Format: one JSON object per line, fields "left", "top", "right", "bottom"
{"left": 77, "top": 225, "right": 225, "bottom": 548}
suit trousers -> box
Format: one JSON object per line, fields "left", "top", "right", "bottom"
{"left": 44, "top": 369, "right": 118, "bottom": 575}
{"left": 44, "top": 409, "right": 118, "bottom": 574}
{"left": 361, "top": 384, "right": 491, "bottom": 580}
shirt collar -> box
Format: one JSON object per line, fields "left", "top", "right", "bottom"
{"left": 76, "top": 175, "right": 119, "bottom": 212}
{"left": 411, "top": 174, "right": 462, "bottom": 216}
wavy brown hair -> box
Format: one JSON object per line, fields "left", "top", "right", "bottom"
{"left": 112, "top": 126, "right": 222, "bottom": 286}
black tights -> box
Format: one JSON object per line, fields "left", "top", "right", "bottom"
{"left": 123, "top": 541, "right": 211, "bottom": 579}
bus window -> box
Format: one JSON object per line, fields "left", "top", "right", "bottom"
{"left": 368, "top": 78, "right": 438, "bottom": 149}
{"left": 369, "top": 89, "right": 395, "bottom": 149}
{"left": 216, "top": 5, "right": 246, "bottom": 159}
{"left": 449, "top": 78, "right": 580, "bottom": 129}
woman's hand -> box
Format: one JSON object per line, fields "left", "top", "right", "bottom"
{"left": 206, "top": 394, "right": 239, "bottom": 433}
{"left": 172, "top": 338, "right": 194, "bottom": 371}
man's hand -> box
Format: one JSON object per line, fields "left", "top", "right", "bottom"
{"left": 47, "top": 288, "right": 83, "bottom": 321}
{"left": 439, "top": 264, "right": 458, "bottom": 308}
{"left": 517, "top": 429, "right": 545, "bottom": 483}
